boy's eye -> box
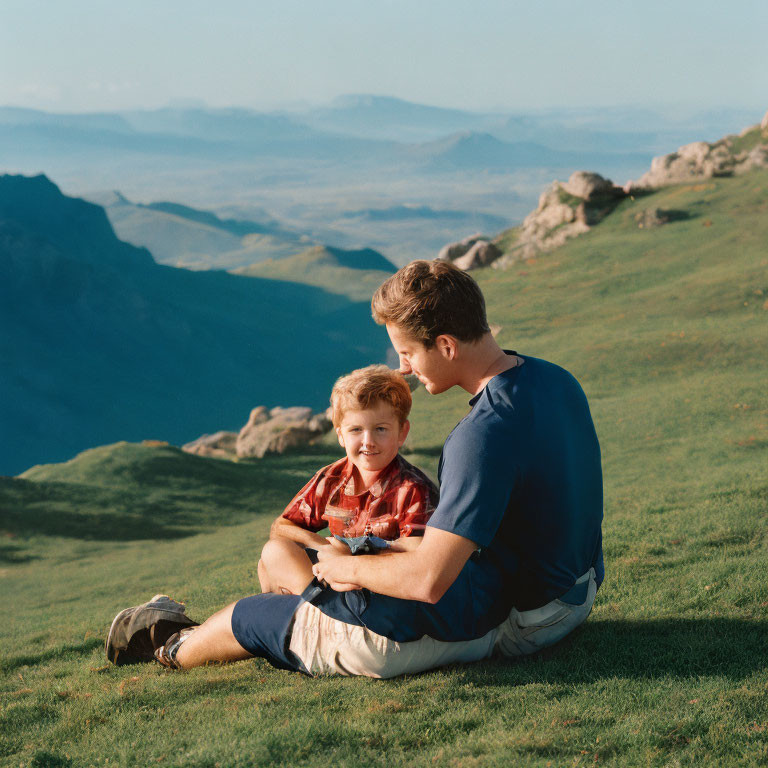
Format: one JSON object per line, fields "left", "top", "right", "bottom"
{"left": 376, "top": 427, "right": 388, "bottom": 433}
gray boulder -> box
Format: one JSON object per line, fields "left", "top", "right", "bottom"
{"left": 182, "top": 431, "right": 238, "bottom": 459}
{"left": 493, "top": 171, "right": 625, "bottom": 267}
{"left": 236, "top": 405, "right": 332, "bottom": 459}
{"left": 437, "top": 233, "right": 485, "bottom": 262}
{"left": 269, "top": 406, "right": 313, "bottom": 422}
{"left": 453, "top": 240, "right": 503, "bottom": 271}
{"left": 561, "top": 171, "right": 618, "bottom": 201}
{"left": 634, "top": 208, "right": 670, "bottom": 229}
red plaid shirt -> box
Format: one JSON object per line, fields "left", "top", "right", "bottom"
{"left": 282, "top": 454, "right": 438, "bottom": 539}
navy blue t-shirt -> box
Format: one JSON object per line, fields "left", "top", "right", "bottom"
{"left": 428, "top": 353, "right": 604, "bottom": 612}
{"left": 293, "top": 353, "right": 603, "bottom": 644}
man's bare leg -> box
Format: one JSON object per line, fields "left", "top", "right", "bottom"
{"left": 258, "top": 538, "right": 315, "bottom": 595}
{"left": 174, "top": 602, "right": 252, "bottom": 668}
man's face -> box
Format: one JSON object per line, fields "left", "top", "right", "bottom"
{"left": 386, "top": 323, "right": 455, "bottom": 395}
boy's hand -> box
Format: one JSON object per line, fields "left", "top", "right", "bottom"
{"left": 327, "top": 537, "right": 351, "bottom": 552}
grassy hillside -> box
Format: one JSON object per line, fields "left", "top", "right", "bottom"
{"left": 233, "top": 245, "right": 395, "bottom": 302}
{"left": 98, "top": 195, "right": 314, "bottom": 270}
{"left": 1, "top": 171, "right": 766, "bottom": 767}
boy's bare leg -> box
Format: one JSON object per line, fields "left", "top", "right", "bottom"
{"left": 257, "top": 557, "right": 273, "bottom": 593}
{"left": 259, "top": 538, "right": 316, "bottom": 595}
{"left": 174, "top": 602, "right": 253, "bottom": 668}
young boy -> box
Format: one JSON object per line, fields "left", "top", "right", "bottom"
{"left": 257, "top": 364, "right": 438, "bottom": 596}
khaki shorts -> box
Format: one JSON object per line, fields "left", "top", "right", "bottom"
{"left": 288, "top": 569, "right": 597, "bottom": 678}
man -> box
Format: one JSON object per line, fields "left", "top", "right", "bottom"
{"left": 107, "top": 260, "right": 603, "bottom": 676}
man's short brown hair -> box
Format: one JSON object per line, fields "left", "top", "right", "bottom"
{"left": 330, "top": 364, "right": 411, "bottom": 428}
{"left": 371, "top": 260, "right": 490, "bottom": 347}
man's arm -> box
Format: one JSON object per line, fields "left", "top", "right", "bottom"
{"left": 312, "top": 526, "right": 477, "bottom": 603}
{"left": 270, "top": 515, "right": 330, "bottom": 550}
{"left": 387, "top": 536, "right": 423, "bottom": 552}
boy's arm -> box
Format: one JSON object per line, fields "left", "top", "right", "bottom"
{"left": 312, "top": 525, "right": 477, "bottom": 603}
{"left": 270, "top": 516, "right": 331, "bottom": 550}
{"left": 274, "top": 461, "right": 338, "bottom": 549}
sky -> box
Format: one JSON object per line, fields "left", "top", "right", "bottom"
{"left": 1, "top": 0, "right": 766, "bottom": 114}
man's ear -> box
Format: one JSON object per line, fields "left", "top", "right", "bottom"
{"left": 398, "top": 419, "right": 411, "bottom": 447}
{"left": 335, "top": 426, "right": 344, "bottom": 448}
{"left": 434, "top": 334, "right": 459, "bottom": 360}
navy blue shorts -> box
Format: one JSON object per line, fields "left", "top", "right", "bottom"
{"left": 231, "top": 593, "right": 305, "bottom": 672}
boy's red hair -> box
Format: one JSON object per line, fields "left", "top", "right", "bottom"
{"left": 331, "top": 365, "right": 411, "bottom": 427}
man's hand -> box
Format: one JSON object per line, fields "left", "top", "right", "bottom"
{"left": 312, "top": 556, "right": 360, "bottom": 592}
{"left": 314, "top": 527, "right": 478, "bottom": 603}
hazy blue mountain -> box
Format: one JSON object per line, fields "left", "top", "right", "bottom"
{"left": 411, "top": 131, "right": 651, "bottom": 173}
{"left": 120, "top": 107, "right": 316, "bottom": 143}
{"left": 340, "top": 204, "right": 508, "bottom": 230}
{"left": 298, "top": 94, "right": 499, "bottom": 142}
{"left": 0, "top": 106, "right": 134, "bottom": 132}
{"left": 87, "top": 192, "right": 313, "bottom": 270}
{"left": 0, "top": 106, "right": 393, "bottom": 166}
{"left": 140, "top": 201, "right": 284, "bottom": 237}
{"left": 0, "top": 121, "right": 241, "bottom": 163}
{"left": 489, "top": 106, "right": 765, "bottom": 154}
{"left": 0, "top": 174, "right": 388, "bottom": 475}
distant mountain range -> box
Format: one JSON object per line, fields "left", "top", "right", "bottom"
{"left": 296, "top": 94, "right": 499, "bottom": 142}
{"left": 84, "top": 191, "right": 315, "bottom": 270}
{"left": 11, "top": 96, "right": 739, "bottom": 262}
{"left": 0, "top": 102, "right": 662, "bottom": 172}
{"left": 0, "top": 174, "right": 389, "bottom": 475}
{"left": 412, "top": 131, "right": 650, "bottom": 173}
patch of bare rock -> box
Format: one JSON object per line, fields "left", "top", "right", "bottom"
{"left": 182, "top": 405, "right": 333, "bottom": 460}
{"left": 626, "top": 111, "right": 768, "bottom": 192}
{"left": 437, "top": 108, "right": 767, "bottom": 271}
{"left": 438, "top": 172, "right": 625, "bottom": 271}
{"left": 436, "top": 234, "right": 501, "bottom": 270}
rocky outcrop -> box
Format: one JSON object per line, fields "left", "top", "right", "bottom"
{"left": 492, "top": 171, "right": 626, "bottom": 268}
{"left": 235, "top": 406, "right": 333, "bottom": 459}
{"left": 437, "top": 234, "right": 504, "bottom": 271}
{"left": 626, "top": 118, "right": 768, "bottom": 192}
{"left": 453, "top": 240, "right": 503, "bottom": 271}
{"left": 441, "top": 109, "right": 768, "bottom": 272}
{"left": 181, "top": 405, "right": 334, "bottom": 461}
{"left": 182, "top": 431, "right": 238, "bottom": 459}
{"left": 437, "top": 233, "right": 485, "bottom": 263}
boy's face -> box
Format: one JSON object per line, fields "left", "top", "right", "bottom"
{"left": 386, "top": 323, "right": 455, "bottom": 395}
{"left": 336, "top": 402, "right": 409, "bottom": 475}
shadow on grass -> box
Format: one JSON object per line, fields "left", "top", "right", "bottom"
{"left": 0, "top": 541, "right": 39, "bottom": 564}
{"left": 471, "top": 618, "right": 767, "bottom": 684}
{"left": 0, "top": 487, "right": 200, "bottom": 541}
{"left": 1, "top": 637, "right": 104, "bottom": 674}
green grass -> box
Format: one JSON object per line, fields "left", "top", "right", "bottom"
{"left": 233, "top": 246, "right": 395, "bottom": 303}
{"left": 2, "top": 171, "right": 767, "bottom": 766}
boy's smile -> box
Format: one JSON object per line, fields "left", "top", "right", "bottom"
{"left": 336, "top": 402, "right": 410, "bottom": 480}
